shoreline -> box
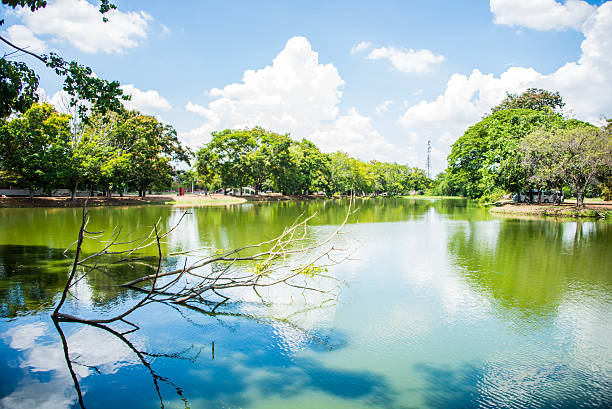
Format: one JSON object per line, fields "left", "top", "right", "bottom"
{"left": 490, "top": 201, "right": 612, "bottom": 219}
{"left": 0, "top": 193, "right": 330, "bottom": 208}
{"left": 0, "top": 194, "right": 245, "bottom": 208}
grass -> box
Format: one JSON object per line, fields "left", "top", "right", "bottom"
{"left": 164, "top": 194, "right": 247, "bottom": 206}
{"left": 401, "top": 195, "right": 465, "bottom": 200}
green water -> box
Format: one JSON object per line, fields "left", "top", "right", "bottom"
{"left": 0, "top": 198, "right": 610, "bottom": 408}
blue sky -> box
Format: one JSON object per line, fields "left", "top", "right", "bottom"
{"left": 1, "top": 0, "right": 610, "bottom": 173}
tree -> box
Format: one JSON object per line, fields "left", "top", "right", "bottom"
{"left": 0, "top": 59, "right": 39, "bottom": 118}
{"left": 1, "top": 1, "right": 127, "bottom": 121}
{"left": 74, "top": 110, "right": 190, "bottom": 198}
{"left": 430, "top": 170, "right": 461, "bottom": 196}
{"left": 195, "top": 129, "right": 257, "bottom": 194}
{"left": 0, "top": 103, "right": 71, "bottom": 197}
{"left": 447, "top": 108, "right": 571, "bottom": 198}
{"left": 491, "top": 88, "right": 565, "bottom": 114}
{"left": 113, "top": 112, "right": 190, "bottom": 196}
{"left": 520, "top": 125, "right": 612, "bottom": 207}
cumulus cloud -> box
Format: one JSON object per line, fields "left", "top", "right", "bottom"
{"left": 400, "top": 67, "right": 542, "bottom": 135}
{"left": 490, "top": 0, "right": 596, "bottom": 31}
{"left": 400, "top": 1, "right": 612, "bottom": 170}
{"left": 367, "top": 46, "right": 445, "bottom": 73}
{"left": 121, "top": 84, "right": 172, "bottom": 112}
{"left": 182, "top": 37, "right": 411, "bottom": 162}
{"left": 13, "top": 0, "right": 151, "bottom": 54}
{"left": 4, "top": 24, "right": 46, "bottom": 52}
{"left": 311, "top": 107, "right": 415, "bottom": 162}
{"left": 36, "top": 88, "right": 77, "bottom": 114}
{"left": 350, "top": 40, "right": 372, "bottom": 54}
{"left": 375, "top": 100, "right": 393, "bottom": 115}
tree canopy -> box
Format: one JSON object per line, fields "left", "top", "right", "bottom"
{"left": 520, "top": 124, "right": 612, "bottom": 207}
{"left": 0, "top": 103, "right": 190, "bottom": 197}
{"left": 195, "top": 127, "right": 431, "bottom": 196}
{"left": 491, "top": 88, "right": 565, "bottom": 114}
{"left": 0, "top": 0, "right": 127, "bottom": 121}
{"left": 446, "top": 108, "right": 576, "bottom": 198}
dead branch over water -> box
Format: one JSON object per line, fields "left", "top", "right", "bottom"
{"left": 52, "top": 199, "right": 356, "bottom": 325}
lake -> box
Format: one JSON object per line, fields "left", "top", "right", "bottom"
{"left": 0, "top": 198, "right": 611, "bottom": 408}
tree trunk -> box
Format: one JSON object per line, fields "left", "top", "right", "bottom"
{"left": 29, "top": 187, "right": 33, "bottom": 200}
{"left": 537, "top": 188, "right": 542, "bottom": 204}
{"left": 576, "top": 191, "right": 584, "bottom": 208}
{"left": 70, "top": 183, "right": 77, "bottom": 201}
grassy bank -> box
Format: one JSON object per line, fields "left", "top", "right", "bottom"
{"left": 401, "top": 195, "right": 465, "bottom": 200}
{"left": 490, "top": 201, "right": 612, "bottom": 219}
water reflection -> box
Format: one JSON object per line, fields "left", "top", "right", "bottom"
{"left": 1, "top": 320, "right": 144, "bottom": 409}
{"left": 0, "top": 199, "right": 611, "bottom": 408}
{"left": 447, "top": 218, "right": 612, "bottom": 322}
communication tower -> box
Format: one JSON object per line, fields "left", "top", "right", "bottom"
{"left": 426, "top": 140, "right": 431, "bottom": 178}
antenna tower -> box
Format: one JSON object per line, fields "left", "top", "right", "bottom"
{"left": 426, "top": 140, "right": 431, "bottom": 178}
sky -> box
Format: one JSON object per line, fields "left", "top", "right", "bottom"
{"left": 1, "top": 0, "right": 611, "bottom": 174}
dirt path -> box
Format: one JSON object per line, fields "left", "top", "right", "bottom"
{"left": 0, "top": 194, "right": 247, "bottom": 208}
{"left": 0, "top": 193, "right": 328, "bottom": 208}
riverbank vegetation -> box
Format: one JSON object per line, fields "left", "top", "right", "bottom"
{"left": 1, "top": 1, "right": 609, "bottom": 209}
{"left": 0, "top": 103, "right": 191, "bottom": 198}
{"left": 194, "top": 127, "right": 432, "bottom": 196}
{"left": 432, "top": 89, "right": 612, "bottom": 208}
{"left": 490, "top": 202, "right": 612, "bottom": 219}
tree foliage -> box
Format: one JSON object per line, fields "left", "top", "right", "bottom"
{"left": 195, "top": 127, "right": 431, "bottom": 196}
{"left": 0, "top": 59, "right": 39, "bottom": 118}
{"left": 520, "top": 124, "right": 612, "bottom": 207}
{"left": 447, "top": 109, "right": 576, "bottom": 198}
{"left": 491, "top": 88, "right": 565, "bottom": 114}
{"left": 0, "top": 103, "right": 71, "bottom": 194}
{"left": 0, "top": 103, "right": 190, "bottom": 197}
{"left": 1, "top": 0, "right": 127, "bottom": 121}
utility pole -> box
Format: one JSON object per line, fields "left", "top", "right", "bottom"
{"left": 426, "top": 140, "right": 431, "bottom": 178}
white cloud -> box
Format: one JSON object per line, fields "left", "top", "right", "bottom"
{"left": 121, "top": 84, "right": 172, "bottom": 112}
{"left": 350, "top": 40, "right": 372, "bottom": 54}
{"left": 367, "top": 46, "right": 445, "bottom": 73}
{"left": 490, "top": 0, "right": 596, "bottom": 31}
{"left": 36, "top": 88, "right": 78, "bottom": 114}
{"left": 1, "top": 323, "right": 143, "bottom": 409}
{"left": 311, "top": 107, "right": 415, "bottom": 162}
{"left": 4, "top": 24, "right": 46, "bottom": 52}
{"left": 375, "top": 100, "right": 393, "bottom": 115}
{"left": 14, "top": 0, "right": 151, "bottom": 54}
{"left": 182, "top": 36, "right": 410, "bottom": 163}
{"left": 400, "top": 67, "right": 542, "bottom": 135}
{"left": 400, "top": 2, "right": 612, "bottom": 171}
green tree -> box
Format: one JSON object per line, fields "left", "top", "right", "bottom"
{"left": 520, "top": 125, "right": 612, "bottom": 207}
{"left": 292, "top": 139, "right": 331, "bottom": 194}
{"left": 195, "top": 129, "right": 257, "bottom": 194}
{"left": 0, "top": 59, "right": 39, "bottom": 118}
{"left": 429, "top": 170, "right": 461, "bottom": 196}
{"left": 117, "top": 113, "right": 190, "bottom": 196}
{"left": 0, "top": 103, "right": 71, "bottom": 196}
{"left": 491, "top": 88, "right": 565, "bottom": 114}
{"left": 447, "top": 109, "right": 570, "bottom": 198}
{"left": 1, "top": 1, "right": 127, "bottom": 121}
